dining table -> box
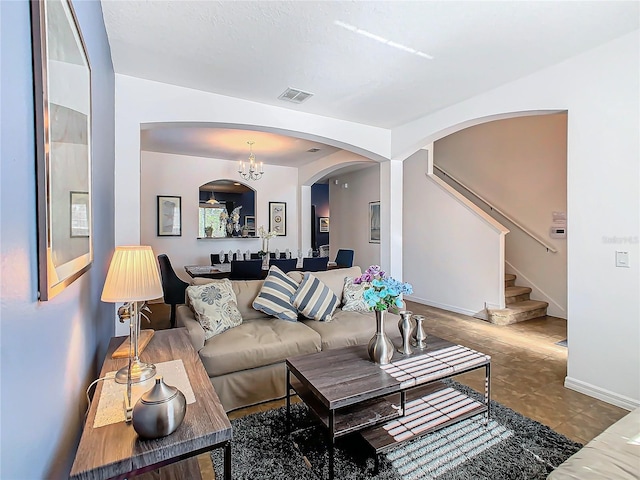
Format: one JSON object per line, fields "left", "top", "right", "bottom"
{"left": 184, "top": 263, "right": 234, "bottom": 279}
{"left": 185, "top": 260, "right": 342, "bottom": 279}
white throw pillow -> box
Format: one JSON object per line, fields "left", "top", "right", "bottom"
{"left": 186, "top": 279, "right": 242, "bottom": 340}
{"left": 341, "top": 277, "right": 371, "bottom": 312}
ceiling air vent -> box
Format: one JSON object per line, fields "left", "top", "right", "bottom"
{"left": 307, "top": 148, "right": 320, "bottom": 153}
{"left": 278, "top": 87, "right": 314, "bottom": 104}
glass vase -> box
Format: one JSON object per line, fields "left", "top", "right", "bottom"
{"left": 367, "top": 310, "right": 394, "bottom": 364}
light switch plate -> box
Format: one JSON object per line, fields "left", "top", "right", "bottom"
{"left": 615, "top": 251, "right": 630, "bottom": 268}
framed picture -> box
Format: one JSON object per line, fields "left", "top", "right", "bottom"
{"left": 369, "top": 201, "right": 380, "bottom": 243}
{"left": 244, "top": 215, "right": 256, "bottom": 235}
{"left": 157, "top": 196, "right": 182, "bottom": 236}
{"left": 70, "top": 192, "right": 90, "bottom": 237}
{"left": 269, "top": 202, "right": 287, "bottom": 236}
{"left": 32, "top": 0, "right": 92, "bottom": 300}
{"left": 319, "top": 217, "right": 329, "bottom": 233}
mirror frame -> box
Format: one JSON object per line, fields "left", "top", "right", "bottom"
{"left": 31, "top": 0, "right": 93, "bottom": 300}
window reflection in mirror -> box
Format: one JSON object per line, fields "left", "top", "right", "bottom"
{"left": 198, "top": 180, "right": 256, "bottom": 238}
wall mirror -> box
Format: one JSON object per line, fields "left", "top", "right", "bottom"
{"left": 199, "top": 180, "right": 255, "bottom": 238}
{"left": 32, "top": 0, "right": 92, "bottom": 300}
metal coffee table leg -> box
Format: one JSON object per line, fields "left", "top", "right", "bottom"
{"left": 286, "top": 368, "right": 291, "bottom": 433}
{"left": 328, "top": 409, "right": 335, "bottom": 479}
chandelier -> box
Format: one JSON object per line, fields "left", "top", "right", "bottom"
{"left": 238, "top": 141, "right": 264, "bottom": 181}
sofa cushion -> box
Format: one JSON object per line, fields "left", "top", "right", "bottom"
{"left": 252, "top": 266, "right": 300, "bottom": 321}
{"left": 192, "top": 277, "right": 269, "bottom": 321}
{"left": 186, "top": 280, "right": 243, "bottom": 340}
{"left": 341, "top": 276, "right": 370, "bottom": 312}
{"left": 291, "top": 273, "right": 339, "bottom": 322}
{"left": 302, "top": 309, "right": 399, "bottom": 350}
{"left": 198, "top": 318, "right": 321, "bottom": 376}
{"left": 288, "top": 266, "right": 362, "bottom": 305}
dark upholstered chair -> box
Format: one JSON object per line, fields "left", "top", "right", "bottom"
{"left": 157, "top": 254, "right": 189, "bottom": 328}
{"left": 334, "top": 249, "right": 355, "bottom": 268}
{"left": 302, "top": 256, "right": 329, "bottom": 272}
{"left": 210, "top": 253, "right": 221, "bottom": 265}
{"left": 229, "top": 259, "right": 263, "bottom": 280}
{"left": 250, "top": 253, "right": 260, "bottom": 260}
{"left": 269, "top": 258, "right": 297, "bottom": 273}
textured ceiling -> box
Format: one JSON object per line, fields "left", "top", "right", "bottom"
{"left": 140, "top": 126, "right": 347, "bottom": 166}
{"left": 103, "top": 1, "right": 639, "bottom": 129}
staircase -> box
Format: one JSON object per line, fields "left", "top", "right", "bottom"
{"left": 487, "top": 274, "right": 548, "bottom": 325}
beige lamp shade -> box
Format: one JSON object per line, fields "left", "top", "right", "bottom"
{"left": 101, "top": 246, "right": 163, "bottom": 302}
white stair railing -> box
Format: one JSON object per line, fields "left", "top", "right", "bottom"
{"left": 434, "top": 164, "right": 557, "bottom": 253}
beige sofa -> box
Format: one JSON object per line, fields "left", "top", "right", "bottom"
{"left": 176, "top": 266, "right": 400, "bottom": 411}
{"left": 548, "top": 407, "right": 640, "bottom": 480}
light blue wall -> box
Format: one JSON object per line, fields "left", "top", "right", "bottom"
{"left": 0, "top": 1, "right": 115, "bottom": 478}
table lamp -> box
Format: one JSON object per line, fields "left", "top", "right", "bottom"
{"left": 101, "top": 246, "right": 163, "bottom": 384}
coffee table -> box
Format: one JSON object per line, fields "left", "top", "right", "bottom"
{"left": 285, "top": 335, "right": 490, "bottom": 479}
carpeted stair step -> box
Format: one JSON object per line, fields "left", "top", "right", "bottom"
{"left": 487, "top": 300, "right": 548, "bottom": 325}
{"left": 505, "top": 286, "right": 532, "bottom": 304}
{"left": 505, "top": 274, "right": 516, "bottom": 288}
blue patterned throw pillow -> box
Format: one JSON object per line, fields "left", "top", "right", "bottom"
{"left": 252, "top": 266, "right": 300, "bottom": 321}
{"left": 186, "top": 279, "right": 242, "bottom": 340}
{"left": 291, "top": 273, "right": 339, "bottom": 322}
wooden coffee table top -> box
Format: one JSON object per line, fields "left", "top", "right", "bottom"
{"left": 286, "top": 335, "right": 457, "bottom": 410}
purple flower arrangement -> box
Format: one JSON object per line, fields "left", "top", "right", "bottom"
{"left": 353, "top": 265, "right": 413, "bottom": 312}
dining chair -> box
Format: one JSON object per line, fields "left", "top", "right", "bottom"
{"left": 250, "top": 253, "right": 260, "bottom": 260}
{"left": 210, "top": 253, "right": 221, "bottom": 265}
{"left": 302, "top": 256, "right": 329, "bottom": 272}
{"left": 229, "top": 259, "right": 263, "bottom": 280}
{"left": 157, "top": 254, "right": 189, "bottom": 328}
{"left": 334, "top": 249, "right": 354, "bottom": 268}
{"left": 269, "top": 258, "right": 297, "bottom": 273}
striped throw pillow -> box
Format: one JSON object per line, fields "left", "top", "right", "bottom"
{"left": 252, "top": 266, "right": 300, "bottom": 321}
{"left": 291, "top": 273, "right": 339, "bottom": 322}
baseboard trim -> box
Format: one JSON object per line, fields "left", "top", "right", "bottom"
{"left": 564, "top": 376, "right": 639, "bottom": 411}
{"left": 404, "top": 295, "right": 487, "bottom": 320}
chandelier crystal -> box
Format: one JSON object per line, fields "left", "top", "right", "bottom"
{"left": 238, "top": 141, "right": 264, "bottom": 181}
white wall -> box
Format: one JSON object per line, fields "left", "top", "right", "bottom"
{"left": 329, "top": 165, "right": 381, "bottom": 271}
{"left": 1, "top": 2, "right": 116, "bottom": 477}
{"left": 115, "top": 74, "right": 390, "bottom": 248}
{"left": 392, "top": 30, "right": 640, "bottom": 408}
{"left": 403, "top": 149, "right": 507, "bottom": 317}
{"left": 141, "top": 151, "right": 298, "bottom": 282}
{"left": 435, "top": 113, "right": 567, "bottom": 317}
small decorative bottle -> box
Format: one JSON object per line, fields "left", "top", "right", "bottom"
{"left": 411, "top": 315, "right": 427, "bottom": 349}
{"left": 397, "top": 310, "right": 413, "bottom": 355}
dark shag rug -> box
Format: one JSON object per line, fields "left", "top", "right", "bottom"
{"left": 212, "top": 381, "right": 582, "bottom": 479}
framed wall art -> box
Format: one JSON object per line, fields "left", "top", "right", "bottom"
{"left": 244, "top": 215, "right": 256, "bottom": 235}
{"left": 70, "top": 192, "right": 90, "bottom": 237}
{"left": 369, "top": 201, "right": 380, "bottom": 243}
{"left": 32, "top": 0, "right": 92, "bottom": 300}
{"left": 157, "top": 196, "right": 182, "bottom": 236}
{"left": 269, "top": 202, "right": 287, "bottom": 236}
{"left": 319, "top": 217, "right": 329, "bottom": 233}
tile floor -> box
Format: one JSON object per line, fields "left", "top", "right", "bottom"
{"left": 147, "top": 300, "right": 630, "bottom": 478}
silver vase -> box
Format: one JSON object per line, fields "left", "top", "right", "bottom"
{"left": 411, "top": 315, "right": 428, "bottom": 349}
{"left": 368, "top": 310, "right": 394, "bottom": 364}
{"left": 132, "top": 376, "right": 187, "bottom": 439}
{"left": 397, "top": 310, "right": 413, "bottom": 355}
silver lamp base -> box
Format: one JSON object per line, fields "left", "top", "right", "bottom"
{"left": 114, "top": 360, "right": 157, "bottom": 384}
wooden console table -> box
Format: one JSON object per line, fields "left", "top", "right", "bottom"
{"left": 70, "top": 328, "right": 232, "bottom": 480}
